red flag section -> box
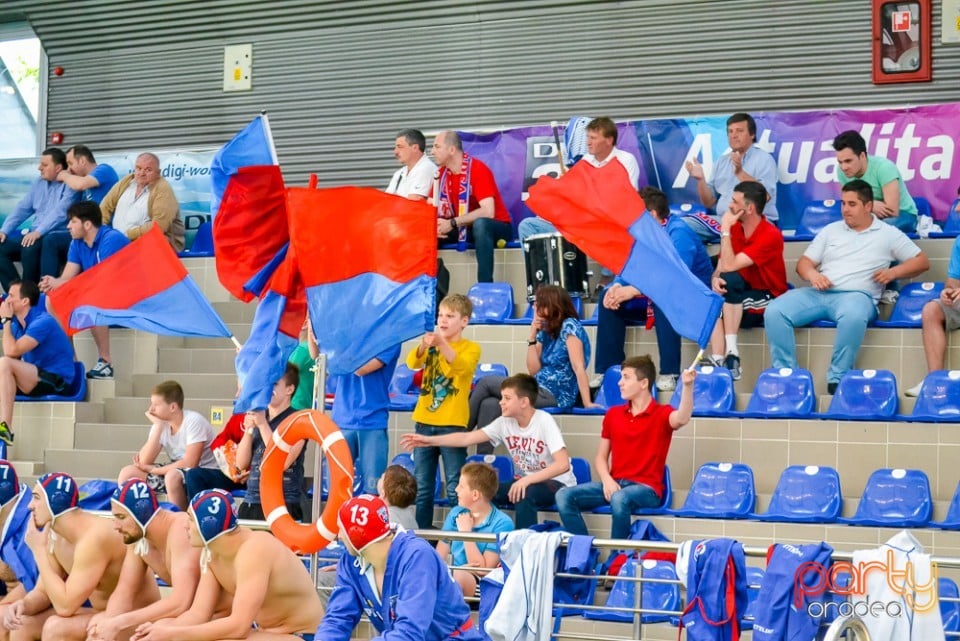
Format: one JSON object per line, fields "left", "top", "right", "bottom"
{"left": 525, "top": 159, "right": 647, "bottom": 274}
{"left": 286, "top": 187, "right": 437, "bottom": 285}
{"left": 213, "top": 165, "right": 289, "bottom": 302}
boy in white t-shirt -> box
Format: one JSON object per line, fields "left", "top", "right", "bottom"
{"left": 401, "top": 373, "right": 573, "bottom": 528}
{"left": 116, "top": 380, "right": 217, "bottom": 509}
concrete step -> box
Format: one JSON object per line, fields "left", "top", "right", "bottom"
{"left": 104, "top": 396, "right": 233, "bottom": 426}
{"left": 131, "top": 373, "right": 238, "bottom": 400}
{"left": 75, "top": 422, "right": 150, "bottom": 451}
{"left": 45, "top": 448, "right": 134, "bottom": 478}
{"left": 212, "top": 300, "right": 256, "bottom": 323}
{"left": 158, "top": 331, "right": 249, "bottom": 349}
{"left": 10, "top": 460, "right": 44, "bottom": 477}
{"left": 157, "top": 347, "right": 237, "bottom": 374}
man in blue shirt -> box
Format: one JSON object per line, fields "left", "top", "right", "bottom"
{"left": 43, "top": 145, "right": 121, "bottom": 280}
{"left": 593, "top": 186, "right": 713, "bottom": 392}
{"left": 40, "top": 201, "right": 130, "bottom": 380}
{"left": 0, "top": 148, "right": 80, "bottom": 292}
{"left": 0, "top": 279, "right": 77, "bottom": 445}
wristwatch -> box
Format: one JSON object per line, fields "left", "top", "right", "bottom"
{"left": 451, "top": 217, "right": 458, "bottom": 229}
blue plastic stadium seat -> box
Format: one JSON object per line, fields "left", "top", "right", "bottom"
{"left": 929, "top": 200, "right": 960, "bottom": 238}
{"left": 581, "top": 303, "right": 599, "bottom": 327}
{"left": 932, "top": 480, "right": 960, "bottom": 530}
{"left": 573, "top": 365, "right": 621, "bottom": 415}
{"left": 466, "top": 454, "right": 515, "bottom": 483}
{"left": 16, "top": 361, "right": 87, "bottom": 402}
{"left": 750, "top": 465, "right": 842, "bottom": 523}
{"left": 388, "top": 364, "right": 419, "bottom": 410}
{"left": 389, "top": 452, "right": 444, "bottom": 503}
{"left": 468, "top": 282, "right": 514, "bottom": 324}
{"left": 838, "top": 468, "right": 932, "bottom": 528}
{"left": 906, "top": 370, "right": 960, "bottom": 422}
{"left": 740, "top": 566, "right": 765, "bottom": 630}
{"left": 669, "top": 462, "right": 755, "bottom": 519}
{"left": 503, "top": 302, "right": 534, "bottom": 326}
{"left": 473, "top": 363, "right": 509, "bottom": 388}
{"left": 583, "top": 558, "right": 680, "bottom": 623}
{"left": 669, "top": 365, "right": 735, "bottom": 417}
{"left": 739, "top": 368, "right": 815, "bottom": 419}
{"left": 389, "top": 452, "right": 415, "bottom": 474}
{"left": 793, "top": 200, "right": 841, "bottom": 240}
{"left": 940, "top": 577, "right": 960, "bottom": 633}
{"left": 593, "top": 465, "right": 672, "bottom": 516}
{"left": 823, "top": 369, "right": 898, "bottom": 420}
{"left": 913, "top": 196, "right": 932, "bottom": 219}
{"left": 874, "top": 282, "right": 943, "bottom": 328}
{"left": 571, "top": 457, "right": 591, "bottom": 484}
{"left": 181, "top": 220, "right": 214, "bottom": 257}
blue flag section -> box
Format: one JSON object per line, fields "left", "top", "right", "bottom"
{"left": 619, "top": 214, "right": 723, "bottom": 349}
{"left": 210, "top": 114, "right": 278, "bottom": 217}
{"left": 235, "top": 290, "right": 300, "bottom": 413}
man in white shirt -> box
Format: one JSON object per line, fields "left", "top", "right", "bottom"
{"left": 386, "top": 129, "right": 436, "bottom": 201}
{"left": 518, "top": 116, "right": 640, "bottom": 242}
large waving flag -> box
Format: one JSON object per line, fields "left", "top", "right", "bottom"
{"left": 234, "top": 289, "right": 301, "bottom": 413}
{"left": 527, "top": 161, "right": 722, "bottom": 348}
{"left": 47, "top": 226, "right": 232, "bottom": 339}
{"left": 288, "top": 186, "right": 437, "bottom": 376}
{"left": 210, "top": 113, "right": 278, "bottom": 217}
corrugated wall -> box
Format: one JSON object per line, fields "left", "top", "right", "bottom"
{"left": 4, "top": 0, "right": 960, "bottom": 186}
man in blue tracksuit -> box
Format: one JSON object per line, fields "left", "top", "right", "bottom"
{"left": 316, "top": 494, "right": 482, "bottom": 641}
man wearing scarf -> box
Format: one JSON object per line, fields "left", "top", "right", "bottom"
{"left": 431, "top": 131, "right": 514, "bottom": 283}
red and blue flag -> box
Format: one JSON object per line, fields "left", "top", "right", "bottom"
{"left": 210, "top": 113, "right": 278, "bottom": 217}
{"left": 287, "top": 186, "right": 437, "bottom": 376}
{"left": 47, "top": 225, "right": 231, "bottom": 339}
{"left": 527, "top": 160, "right": 722, "bottom": 348}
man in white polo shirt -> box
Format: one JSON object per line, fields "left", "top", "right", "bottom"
{"left": 386, "top": 129, "right": 436, "bottom": 201}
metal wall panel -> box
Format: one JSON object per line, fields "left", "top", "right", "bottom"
{"left": 4, "top": 0, "right": 960, "bottom": 187}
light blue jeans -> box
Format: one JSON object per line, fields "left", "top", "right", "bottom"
{"left": 341, "top": 428, "right": 388, "bottom": 495}
{"left": 764, "top": 288, "right": 877, "bottom": 384}
{"left": 555, "top": 480, "right": 659, "bottom": 540}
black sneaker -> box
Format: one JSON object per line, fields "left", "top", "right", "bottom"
{"left": 723, "top": 354, "right": 742, "bottom": 381}
{"left": 827, "top": 382, "right": 838, "bottom": 395}
{"left": 87, "top": 359, "right": 114, "bottom": 379}
{"left": 0, "top": 421, "right": 14, "bottom": 446}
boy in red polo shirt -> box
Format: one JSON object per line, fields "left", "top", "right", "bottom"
{"left": 555, "top": 355, "right": 694, "bottom": 539}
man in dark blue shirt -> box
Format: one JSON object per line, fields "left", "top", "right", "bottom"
{"left": 0, "top": 279, "right": 77, "bottom": 445}
{"left": 39, "top": 201, "right": 129, "bottom": 380}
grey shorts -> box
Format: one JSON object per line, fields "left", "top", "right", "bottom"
{"left": 939, "top": 299, "right": 960, "bottom": 331}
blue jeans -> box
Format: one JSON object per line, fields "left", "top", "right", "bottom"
{"left": 886, "top": 213, "right": 917, "bottom": 234}
{"left": 556, "top": 480, "right": 659, "bottom": 540}
{"left": 342, "top": 428, "right": 388, "bottom": 495}
{"left": 39, "top": 230, "right": 72, "bottom": 281}
{"left": 412, "top": 424, "right": 467, "bottom": 528}
{"left": 765, "top": 288, "right": 877, "bottom": 384}
{"left": 518, "top": 216, "right": 557, "bottom": 242}
{"left": 494, "top": 479, "right": 563, "bottom": 529}
{"left": 595, "top": 288, "right": 682, "bottom": 376}
{"left": 183, "top": 466, "right": 245, "bottom": 499}
{"left": 471, "top": 218, "right": 514, "bottom": 283}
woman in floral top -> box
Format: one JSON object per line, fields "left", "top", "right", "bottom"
{"left": 468, "top": 285, "right": 599, "bottom": 437}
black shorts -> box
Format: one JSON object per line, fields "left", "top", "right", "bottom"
{"left": 25, "top": 368, "right": 70, "bottom": 397}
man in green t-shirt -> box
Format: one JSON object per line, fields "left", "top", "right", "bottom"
{"left": 287, "top": 319, "right": 316, "bottom": 410}
{"left": 833, "top": 130, "right": 917, "bottom": 233}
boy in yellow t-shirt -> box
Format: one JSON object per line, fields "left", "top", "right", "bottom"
{"left": 406, "top": 293, "right": 481, "bottom": 528}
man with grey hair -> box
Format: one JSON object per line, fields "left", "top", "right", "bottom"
{"left": 99, "top": 152, "right": 185, "bottom": 253}
{"left": 431, "top": 130, "right": 513, "bottom": 283}
{"left": 386, "top": 129, "right": 436, "bottom": 201}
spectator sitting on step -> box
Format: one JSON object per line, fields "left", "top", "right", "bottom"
{"left": 705, "top": 181, "right": 787, "bottom": 381}
{"left": 117, "top": 380, "right": 218, "bottom": 511}
{"left": 183, "top": 413, "right": 248, "bottom": 499}
{"left": 430, "top": 130, "right": 513, "bottom": 283}
{"left": 436, "top": 462, "right": 513, "bottom": 598}
{"left": 236, "top": 364, "right": 307, "bottom": 521}
{"left": 765, "top": 179, "right": 929, "bottom": 394}
{"left": 403, "top": 374, "right": 575, "bottom": 530}
{"left": 0, "top": 279, "right": 78, "bottom": 446}
{"left": 468, "top": 285, "right": 598, "bottom": 449}
{"left": 908, "top": 242, "right": 960, "bottom": 397}
{"left": 39, "top": 201, "right": 129, "bottom": 380}
{"left": 377, "top": 464, "right": 419, "bottom": 531}
{"left": 556, "top": 356, "right": 694, "bottom": 539}
{"left": 0, "top": 147, "right": 80, "bottom": 293}
{"left": 99, "top": 152, "right": 185, "bottom": 252}
{"left": 592, "top": 186, "right": 713, "bottom": 393}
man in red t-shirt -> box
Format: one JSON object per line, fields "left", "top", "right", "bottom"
{"left": 555, "top": 355, "right": 694, "bottom": 539}
{"left": 707, "top": 181, "right": 787, "bottom": 380}
{"left": 430, "top": 130, "right": 514, "bottom": 283}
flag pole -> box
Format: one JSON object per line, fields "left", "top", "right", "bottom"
{"left": 687, "top": 349, "right": 704, "bottom": 372}
{"left": 260, "top": 111, "right": 280, "bottom": 165}
{"left": 551, "top": 121, "right": 567, "bottom": 175}
{"left": 230, "top": 335, "right": 243, "bottom": 350}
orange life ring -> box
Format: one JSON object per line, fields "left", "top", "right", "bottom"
{"left": 260, "top": 409, "right": 354, "bottom": 553}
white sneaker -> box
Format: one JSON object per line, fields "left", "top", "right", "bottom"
{"left": 880, "top": 289, "right": 899, "bottom": 306}
{"left": 905, "top": 382, "right": 923, "bottom": 397}
{"left": 588, "top": 374, "right": 604, "bottom": 389}
{"left": 656, "top": 375, "right": 678, "bottom": 392}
